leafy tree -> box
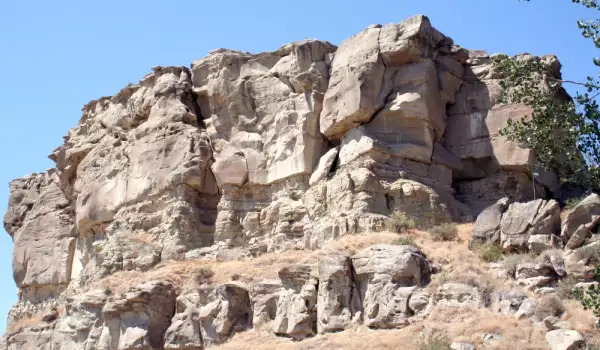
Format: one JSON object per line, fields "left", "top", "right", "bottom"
{"left": 497, "top": 0, "right": 600, "bottom": 328}
{"left": 494, "top": 0, "right": 600, "bottom": 190}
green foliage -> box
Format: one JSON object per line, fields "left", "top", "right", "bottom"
{"left": 565, "top": 195, "right": 586, "bottom": 209}
{"left": 385, "top": 211, "right": 416, "bottom": 233}
{"left": 573, "top": 266, "right": 600, "bottom": 328}
{"left": 429, "top": 223, "right": 458, "bottom": 242}
{"left": 495, "top": 0, "right": 600, "bottom": 190}
{"left": 478, "top": 244, "right": 504, "bottom": 262}
{"left": 392, "top": 235, "right": 416, "bottom": 246}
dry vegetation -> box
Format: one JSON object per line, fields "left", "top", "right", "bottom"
{"left": 5, "top": 314, "right": 44, "bottom": 334}
{"left": 13, "top": 221, "right": 597, "bottom": 349}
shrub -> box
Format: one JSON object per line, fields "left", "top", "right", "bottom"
{"left": 479, "top": 244, "right": 504, "bottom": 262}
{"left": 573, "top": 266, "right": 600, "bottom": 328}
{"left": 392, "top": 235, "right": 416, "bottom": 246}
{"left": 565, "top": 195, "right": 586, "bottom": 210}
{"left": 535, "top": 295, "right": 565, "bottom": 321}
{"left": 385, "top": 211, "right": 416, "bottom": 233}
{"left": 417, "top": 333, "right": 452, "bottom": 350}
{"left": 503, "top": 253, "right": 535, "bottom": 278}
{"left": 556, "top": 275, "right": 579, "bottom": 299}
{"left": 574, "top": 244, "right": 600, "bottom": 265}
{"left": 429, "top": 223, "right": 458, "bottom": 242}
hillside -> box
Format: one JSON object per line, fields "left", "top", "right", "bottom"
{"left": 2, "top": 14, "right": 599, "bottom": 350}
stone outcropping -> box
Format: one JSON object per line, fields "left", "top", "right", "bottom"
{"left": 2, "top": 14, "right": 572, "bottom": 350}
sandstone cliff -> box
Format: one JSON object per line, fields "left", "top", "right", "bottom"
{"left": 3, "top": 15, "right": 591, "bottom": 350}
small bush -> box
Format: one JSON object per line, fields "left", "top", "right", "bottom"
{"left": 556, "top": 275, "right": 579, "bottom": 299}
{"left": 429, "top": 223, "right": 458, "bottom": 242}
{"left": 479, "top": 244, "right": 504, "bottom": 262}
{"left": 392, "top": 235, "right": 416, "bottom": 246}
{"left": 417, "top": 333, "right": 452, "bottom": 350}
{"left": 565, "top": 196, "right": 586, "bottom": 210}
{"left": 385, "top": 211, "right": 416, "bottom": 233}
{"left": 503, "top": 253, "right": 534, "bottom": 278}
{"left": 574, "top": 244, "right": 600, "bottom": 265}
{"left": 538, "top": 249, "right": 564, "bottom": 262}
{"left": 535, "top": 295, "right": 565, "bottom": 320}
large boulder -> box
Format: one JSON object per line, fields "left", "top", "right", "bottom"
{"left": 352, "top": 244, "right": 431, "bottom": 328}
{"left": 272, "top": 265, "right": 318, "bottom": 340}
{"left": 316, "top": 254, "right": 361, "bottom": 334}
{"left": 469, "top": 197, "right": 509, "bottom": 249}
{"left": 562, "top": 194, "right": 600, "bottom": 249}
{"left": 500, "top": 199, "right": 561, "bottom": 252}
{"left": 545, "top": 329, "right": 586, "bottom": 350}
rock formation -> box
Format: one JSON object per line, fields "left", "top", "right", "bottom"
{"left": 2, "top": 14, "right": 584, "bottom": 350}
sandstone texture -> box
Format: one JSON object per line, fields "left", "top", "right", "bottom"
{"left": 1, "top": 14, "right": 588, "bottom": 350}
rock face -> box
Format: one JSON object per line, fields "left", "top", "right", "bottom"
{"left": 2, "top": 14, "right": 571, "bottom": 350}
{"left": 469, "top": 198, "right": 561, "bottom": 253}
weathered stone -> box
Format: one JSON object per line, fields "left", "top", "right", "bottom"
{"left": 562, "top": 193, "right": 600, "bottom": 243}
{"left": 309, "top": 147, "right": 338, "bottom": 186}
{"left": 164, "top": 306, "right": 203, "bottom": 350}
{"left": 451, "top": 341, "right": 476, "bottom": 350}
{"left": 545, "top": 329, "right": 586, "bottom": 350}
{"left": 490, "top": 289, "right": 527, "bottom": 315}
{"left": 272, "top": 265, "right": 318, "bottom": 339}
{"left": 198, "top": 284, "right": 252, "bottom": 345}
{"left": 320, "top": 25, "right": 384, "bottom": 140}
{"left": 432, "top": 283, "right": 483, "bottom": 309}
{"left": 468, "top": 197, "right": 509, "bottom": 249}
{"left": 352, "top": 245, "right": 430, "bottom": 328}
{"left": 316, "top": 254, "right": 360, "bottom": 333}
{"left": 500, "top": 199, "right": 560, "bottom": 252}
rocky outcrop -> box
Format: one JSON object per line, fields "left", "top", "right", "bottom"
{"left": 469, "top": 198, "right": 561, "bottom": 252}
{"left": 2, "top": 14, "right": 575, "bottom": 350}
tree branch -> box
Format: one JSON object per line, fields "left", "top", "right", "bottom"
{"left": 547, "top": 76, "right": 600, "bottom": 89}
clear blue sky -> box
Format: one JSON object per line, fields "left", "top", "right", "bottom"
{"left": 0, "top": 0, "right": 595, "bottom": 333}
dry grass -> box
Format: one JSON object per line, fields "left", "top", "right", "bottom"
{"left": 213, "top": 325, "right": 426, "bottom": 350}
{"left": 385, "top": 211, "right": 417, "bottom": 233}
{"left": 5, "top": 315, "right": 44, "bottom": 334}
{"left": 94, "top": 231, "right": 399, "bottom": 295}
{"left": 429, "top": 223, "right": 459, "bottom": 242}
{"left": 85, "top": 221, "right": 596, "bottom": 350}
{"left": 534, "top": 295, "right": 565, "bottom": 321}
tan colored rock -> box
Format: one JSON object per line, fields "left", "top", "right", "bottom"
{"left": 320, "top": 25, "right": 385, "bottom": 140}
{"left": 309, "top": 147, "right": 338, "bottom": 186}
{"left": 500, "top": 199, "right": 560, "bottom": 252}
{"left": 545, "top": 329, "right": 586, "bottom": 350}
{"left": 432, "top": 283, "right": 483, "bottom": 309}
{"left": 316, "top": 254, "right": 360, "bottom": 333}
{"left": 272, "top": 265, "right": 318, "bottom": 340}
{"left": 352, "top": 244, "right": 430, "bottom": 328}
{"left": 562, "top": 193, "right": 600, "bottom": 245}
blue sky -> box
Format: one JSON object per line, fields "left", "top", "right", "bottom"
{"left": 0, "top": 0, "right": 596, "bottom": 333}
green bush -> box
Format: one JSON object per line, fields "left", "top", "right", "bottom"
{"left": 573, "top": 266, "right": 600, "bottom": 328}
{"left": 385, "top": 211, "right": 416, "bottom": 233}
{"left": 429, "top": 223, "right": 458, "bottom": 242}
{"left": 392, "top": 235, "right": 416, "bottom": 246}
{"left": 479, "top": 244, "right": 504, "bottom": 262}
